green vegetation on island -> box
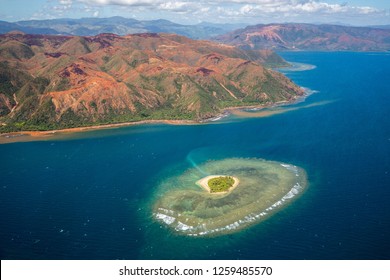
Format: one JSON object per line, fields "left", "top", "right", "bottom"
{"left": 208, "top": 176, "right": 235, "bottom": 193}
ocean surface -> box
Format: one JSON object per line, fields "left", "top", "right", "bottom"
{"left": 1, "top": 52, "right": 389, "bottom": 260}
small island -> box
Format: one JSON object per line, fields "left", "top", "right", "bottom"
{"left": 196, "top": 175, "right": 239, "bottom": 194}
{"left": 153, "top": 158, "right": 308, "bottom": 237}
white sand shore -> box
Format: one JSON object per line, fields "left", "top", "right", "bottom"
{"left": 196, "top": 175, "right": 239, "bottom": 194}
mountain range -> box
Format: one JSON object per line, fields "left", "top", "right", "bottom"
{"left": 214, "top": 23, "right": 390, "bottom": 51}
{"left": 0, "top": 32, "right": 303, "bottom": 132}
{"left": 0, "top": 17, "right": 245, "bottom": 39}
{"left": 2, "top": 18, "right": 390, "bottom": 52}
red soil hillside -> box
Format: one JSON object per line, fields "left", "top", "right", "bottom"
{"left": 0, "top": 32, "right": 304, "bottom": 132}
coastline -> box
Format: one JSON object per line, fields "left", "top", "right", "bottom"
{"left": 196, "top": 175, "right": 240, "bottom": 195}
{"left": 0, "top": 119, "right": 198, "bottom": 144}
{"left": 0, "top": 90, "right": 311, "bottom": 144}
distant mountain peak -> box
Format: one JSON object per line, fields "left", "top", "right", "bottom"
{"left": 214, "top": 23, "right": 390, "bottom": 51}
{"left": 6, "top": 30, "right": 26, "bottom": 35}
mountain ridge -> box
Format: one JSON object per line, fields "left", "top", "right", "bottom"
{"left": 214, "top": 23, "right": 390, "bottom": 51}
{"left": 0, "top": 17, "right": 245, "bottom": 39}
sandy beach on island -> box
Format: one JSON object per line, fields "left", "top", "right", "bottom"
{"left": 196, "top": 175, "right": 240, "bottom": 195}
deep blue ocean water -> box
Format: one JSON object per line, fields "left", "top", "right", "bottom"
{"left": 1, "top": 52, "right": 389, "bottom": 260}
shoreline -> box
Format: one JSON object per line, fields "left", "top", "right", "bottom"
{"left": 0, "top": 119, "right": 198, "bottom": 144}
{"left": 196, "top": 175, "right": 240, "bottom": 195}
{"left": 0, "top": 91, "right": 311, "bottom": 144}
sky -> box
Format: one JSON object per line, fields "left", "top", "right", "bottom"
{"left": 0, "top": 0, "right": 389, "bottom": 26}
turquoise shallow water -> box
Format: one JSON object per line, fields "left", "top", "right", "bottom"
{"left": 0, "top": 52, "right": 389, "bottom": 259}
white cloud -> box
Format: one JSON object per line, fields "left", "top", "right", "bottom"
{"left": 75, "top": 0, "right": 381, "bottom": 15}
{"left": 357, "top": 6, "right": 378, "bottom": 15}
{"left": 236, "top": 1, "right": 379, "bottom": 15}
{"left": 78, "top": 0, "right": 163, "bottom": 6}
{"left": 59, "top": 0, "right": 73, "bottom": 5}
{"left": 159, "top": 1, "right": 192, "bottom": 12}
{"left": 46, "top": 0, "right": 388, "bottom": 25}
{"left": 212, "top": 0, "right": 383, "bottom": 24}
